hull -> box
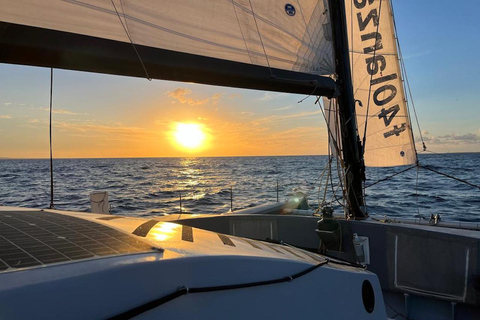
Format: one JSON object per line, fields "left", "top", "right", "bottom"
{"left": 0, "top": 206, "right": 386, "bottom": 319}
{"left": 171, "top": 205, "right": 480, "bottom": 320}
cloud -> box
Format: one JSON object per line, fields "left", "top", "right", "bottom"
{"left": 3, "top": 103, "right": 12, "bottom": 106}
{"left": 253, "top": 110, "right": 322, "bottom": 125}
{"left": 0, "top": 115, "right": 12, "bottom": 119}
{"left": 228, "top": 93, "right": 242, "bottom": 99}
{"left": 418, "top": 132, "right": 480, "bottom": 145}
{"left": 29, "top": 119, "right": 40, "bottom": 123}
{"left": 403, "top": 50, "right": 433, "bottom": 60}
{"left": 438, "top": 133, "right": 480, "bottom": 143}
{"left": 53, "top": 121, "right": 156, "bottom": 141}
{"left": 167, "top": 88, "right": 210, "bottom": 106}
{"left": 256, "top": 92, "right": 288, "bottom": 102}
{"left": 211, "top": 93, "right": 221, "bottom": 106}
{"left": 271, "top": 106, "right": 292, "bottom": 112}
{"left": 43, "top": 108, "right": 79, "bottom": 115}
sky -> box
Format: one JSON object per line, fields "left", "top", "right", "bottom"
{"left": 0, "top": 0, "right": 479, "bottom": 158}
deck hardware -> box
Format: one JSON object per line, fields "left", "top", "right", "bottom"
{"left": 404, "top": 293, "right": 410, "bottom": 319}
{"left": 429, "top": 214, "right": 441, "bottom": 225}
{"left": 179, "top": 192, "right": 182, "bottom": 213}
{"left": 276, "top": 179, "right": 279, "bottom": 202}
{"left": 230, "top": 186, "right": 233, "bottom": 212}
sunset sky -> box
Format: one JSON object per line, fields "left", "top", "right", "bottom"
{"left": 0, "top": 0, "right": 479, "bottom": 158}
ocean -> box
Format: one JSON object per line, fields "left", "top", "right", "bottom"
{"left": 1, "top": 153, "right": 479, "bottom": 221}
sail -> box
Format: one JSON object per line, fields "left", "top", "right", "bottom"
{"left": 346, "top": 0, "right": 416, "bottom": 167}
{"left": 0, "top": 0, "right": 337, "bottom": 97}
{"left": 323, "top": 97, "right": 343, "bottom": 158}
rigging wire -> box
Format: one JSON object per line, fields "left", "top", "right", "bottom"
{"left": 415, "top": 165, "right": 422, "bottom": 217}
{"left": 330, "top": 158, "right": 349, "bottom": 212}
{"left": 297, "top": 81, "right": 319, "bottom": 104}
{"left": 317, "top": 98, "right": 344, "bottom": 164}
{"left": 327, "top": 121, "right": 350, "bottom": 212}
{"left": 295, "top": 0, "right": 319, "bottom": 104}
{"left": 364, "top": 165, "right": 416, "bottom": 189}
{"left": 323, "top": 158, "right": 332, "bottom": 205}
{"left": 111, "top": 0, "right": 152, "bottom": 81}
{"left": 389, "top": 0, "right": 426, "bottom": 152}
{"left": 49, "top": 68, "right": 54, "bottom": 209}
{"left": 420, "top": 166, "right": 480, "bottom": 191}
{"left": 315, "top": 161, "right": 330, "bottom": 209}
{"left": 316, "top": 98, "right": 349, "bottom": 213}
{"left": 231, "top": 0, "right": 253, "bottom": 65}
{"left": 248, "top": 0, "right": 274, "bottom": 78}
{"left": 350, "top": 0, "right": 354, "bottom": 88}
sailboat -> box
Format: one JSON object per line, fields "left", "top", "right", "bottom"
{"left": 0, "top": 1, "right": 478, "bottom": 319}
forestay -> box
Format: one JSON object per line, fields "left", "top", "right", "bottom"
{"left": 346, "top": 0, "right": 416, "bottom": 167}
{"left": 0, "top": 0, "right": 337, "bottom": 96}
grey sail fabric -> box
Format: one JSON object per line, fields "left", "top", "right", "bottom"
{"left": 0, "top": 0, "right": 336, "bottom": 94}
{"left": 346, "top": 0, "right": 416, "bottom": 167}
{"left": 323, "top": 97, "right": 343, "bottom": 159}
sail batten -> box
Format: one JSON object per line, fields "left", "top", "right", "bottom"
{"left": 0, "top": 0, "right": 338, "bottom": 96}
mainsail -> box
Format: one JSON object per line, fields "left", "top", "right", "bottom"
{"left": 346, "top": 0, "right": 416, "bottom": 167}
{"left": 0, "top": 0, "right": 337, "bottom": 97}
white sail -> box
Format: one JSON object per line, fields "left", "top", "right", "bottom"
{"left": 346, "top": 0, "right": 416, "bottom": 167}
{"left": 0, "top": 0, "right": 334, "bottom": 76}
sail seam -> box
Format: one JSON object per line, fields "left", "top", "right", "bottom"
{"left": 110, "top": 0, "right": 151, "bottom": 81}
{"left": 66, "top": 0, "right": 328, "bottom": 73}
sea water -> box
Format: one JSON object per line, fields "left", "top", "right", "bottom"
{"left": 0, "top": 153, "right": 479, "bottom": 221}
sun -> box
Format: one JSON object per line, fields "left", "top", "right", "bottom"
{"left": 172, "top": 123, "right": 206, "bottom": 151}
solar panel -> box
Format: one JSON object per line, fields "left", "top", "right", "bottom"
{"left": 0, "top": 211, "right": 154, "bottom": 272}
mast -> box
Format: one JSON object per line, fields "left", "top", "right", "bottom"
{"left": 328, "top": 0, "right": 367, "bottom": 219}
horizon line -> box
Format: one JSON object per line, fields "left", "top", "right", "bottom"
{"left": 1, "top": 151, "right": 479, "bottom": 160}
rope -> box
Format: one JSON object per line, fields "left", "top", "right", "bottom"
{"left": 297, "top": 81, "right": 319, "bottom": 103}
{"left": 318, "top": 98, "right": 344, "bottom": 164}
{"left": 317, "top": 98, "right": 350, "bottom": 212}
{"left": 365, "top": 165, "right": 415, "bottom": 189}
{"left": 89, "top": 192, "right": 109, "bottom": 213}
{"left": 420, "top": 166, "right": 480, "bottom": 191}
{"left": 111, "top": 0, "right": 151, "bottom": 81}
{"left": 108, "top": 259, "right": 329, "bottom": 319}
{"left": 315, "top": 160, "right": 330, "bottom": 207}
